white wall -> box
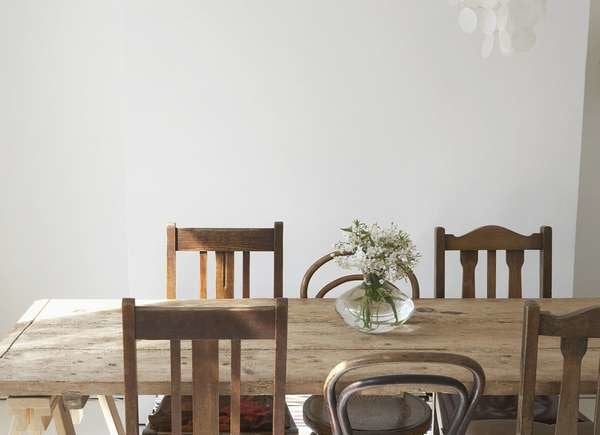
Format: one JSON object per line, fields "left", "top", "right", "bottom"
{"left": 0, "top": 1, "right": 591, "bottom": 333}
{"left": 122, "top": 0, "right": 589, "bottom": 300}
{"left": 0, "top": 1, "right": 128, "bottom": 333}
{"left": 574, "top": 0, "right": 600, "bottom": 298}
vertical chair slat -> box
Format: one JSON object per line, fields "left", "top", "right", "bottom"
{"left": 122, "top": 299, "right": 139, "bottom": 435}
{"left": 516, "top": 301, "right": 540, "bottom": 435}
{"left": 170, "top": 340, "right": 182, "bottom": 435}
{"left": 230, "top": 339, "right": 242, "bottom": 435}
{"left": 216, "top": 252, "right": 235, "bottom": 298}
{"left": 274, "top": 222, "right": 283, "bottom": 297}
{"left": 273, "top": 299, "right": 288, "bottom": 434}
{"left": 555, "top": 336, "right": 588, "bottom": 435}
{"left": 199, "top": 252, "right": 207, "bottom": 299}
{"left": 594, "top": 357, "right": 600, "bottom": 435}
{"left": 487, "top": 250, "right": 496, "bottom": 298}
{"left": 192, "top": 340, "right": 219, "bottom": 435}
{"left": 167, "top": 224, "right": 177, "bottom": 299}
{"left": 540, "top": 226, "right": 552, "bottom": 298}
{"left": 460, "top": 250, "right": 478, "bottom": 298}
{"left": 506, "top": 250, "right": 525, "bottom": 298}
{"left": 434, "top": 227, "right": 446, "bottom": 298}
{"left": 243, "top": 251, "right": 250, "bottom": 298}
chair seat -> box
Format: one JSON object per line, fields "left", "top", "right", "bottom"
{"left": 144, "top": 395, "right": 297, "bottom": 434}
{"left": 437, "top": 394, "right": 591, "bottom": 431}
{"left": 466, "top": 419, "right": 595, "bottom": 435}
{"left": 303, "top": 394, "right": 431, "bottom": 435}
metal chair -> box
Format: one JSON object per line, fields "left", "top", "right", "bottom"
{"left": 324, "top": 352, "right": 486, "bottom": 435}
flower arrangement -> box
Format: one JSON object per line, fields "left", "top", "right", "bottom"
{"left": 334, "top": 220, "right": 420, "bottom": 330}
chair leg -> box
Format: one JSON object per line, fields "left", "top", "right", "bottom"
{"left": 432, "top": 394, "right": 441, "bottom": 435}
{"left": 98, "top": 395, "right": 125, "bottom": 435}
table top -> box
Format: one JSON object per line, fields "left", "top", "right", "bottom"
{"left": 1, "top": 298, "right": 599, "bottom": 397}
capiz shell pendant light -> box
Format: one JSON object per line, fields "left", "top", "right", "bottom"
{"left": 449, "top": 0, "right": 546, "bottom": 58}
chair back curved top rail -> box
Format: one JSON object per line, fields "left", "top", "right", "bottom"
{"left": 122, "top": 298, "right": 289, "bottom": 435}
{"left": 323, "top": 352, "right": 486, "bottom": 435}
{"left": 300, "top": 251, "right": 420, "bottom": 299}
{"left": 167, "top": 222, "right": 283, "bottom": 299}
{"left": 434, "top": 225, "right": 552, "bottom": 299}
{"left": 517, "top": 302, "right": 600, "bottom": 435}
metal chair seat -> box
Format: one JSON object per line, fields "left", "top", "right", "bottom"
{"left": 303, "top": 394, "right": 431, "bottom": 435}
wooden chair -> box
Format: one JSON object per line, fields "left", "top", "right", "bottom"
{"left": 148, "top": 222, "right": 287, "bottom": 433}
{"left": 434, "top": 225, "right": 572, "bottom": 434}
{"left": 324, "top": 352, "right": 486, "bottom": 435}
{"left": 467, "top": 301, "right": 598, "bottom": 435}
{"left": 167, "top": 222, "right": 284, "bottom": 299}
{"left": 122, "top": 298, "right": 289, "bottom": 435}
{"left": 300, "top": 251, "right": 427, "bottom": 435}
{"left": 434, "top": 225, "right": 552, "bottom": 299}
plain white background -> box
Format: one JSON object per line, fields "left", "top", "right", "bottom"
{"left": 0, "top": 0, "right": 593, "bottom": 334}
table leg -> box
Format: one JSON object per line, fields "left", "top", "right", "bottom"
{"left": 98, "top": 395, "right": 125, "bottom": 435}
{"left": 51, "top": 397, "right": 76, "bottom": 435}
{"left": 6, "top": 397, "right": 52, "bottom": 435}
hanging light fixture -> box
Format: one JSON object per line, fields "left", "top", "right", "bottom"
{"left": 449, "top": 0, "right": 546, "bottom": 58}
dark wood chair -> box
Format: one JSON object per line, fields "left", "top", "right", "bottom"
{"left": 324, "top": 352, "right": 486, "bottom": 435}
{"left": 167, "top": 222, "right": 283, "bottom": 299}
{"left": 467, "top": 301, "right": 597, "bottom": 434}
{"left": 300, "top": 251, "right": 428, "bottom": 435}
{"left": 122, "top": 298, "right": 290, "bottom": 435}
{"left": 433, "top": 225, "right": 586, "bottom": 433}
{"left": 149, "top": 222, "right": 289, "bottom": 433}
{"left": 434, "top": 225, "right": 552, "bottom": 299}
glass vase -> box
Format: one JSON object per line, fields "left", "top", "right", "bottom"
{"left": 335, "top": 281, "right": 414, "bottom": 334}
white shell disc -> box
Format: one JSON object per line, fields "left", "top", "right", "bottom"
{"left": 481, "top": 33, "right": 495, "bottom": 58}
{"left": 459, "top": 7, "right": 478, "bottom": 33}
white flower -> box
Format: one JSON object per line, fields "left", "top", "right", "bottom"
{"left": 334, "top": 220, "right": 420, "bottom": 284}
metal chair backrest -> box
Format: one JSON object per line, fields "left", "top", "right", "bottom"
{"left": 324, "top": 352, "right": 485, "bottom": 435}
{"left": 300, "top": 251, "right": 420, "bottom": 299}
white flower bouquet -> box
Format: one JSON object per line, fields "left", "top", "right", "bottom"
{"left": 334, "top": 220, "right": 420, "bottom": 330}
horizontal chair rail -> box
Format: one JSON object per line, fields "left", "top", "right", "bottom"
{"left": 135, "top": 305, "right": 276, "bottom": 340}
{"left": 539, "top": 306, "right": 600, "bottom": 338}
{"left": 444, "top": 225, "right": 542, "bottom": 251}
{"left": 176, "top": 228, "right": 275, "bottom": 251}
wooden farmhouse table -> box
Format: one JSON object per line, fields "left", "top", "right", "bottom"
{"left": 2, "top": 297, "right": 600, "bottom": 434}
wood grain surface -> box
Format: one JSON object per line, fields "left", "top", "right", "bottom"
{"left": 1, "top": 298, "right": 600, "bottom": 397}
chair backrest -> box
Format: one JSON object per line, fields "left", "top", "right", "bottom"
{"left": 517, "top": 301, "right": 600, "bottom": 435}
{"left": 167, "top": 222, "right": 283, "bottom": 299}
{"left": 122, "top": 298, "right": 288, "bottom": 435}
{"left": 434, "top": 225, "right": 552, "bottom": 299}
{"left": 324, "top": 352, "right": 485, "bottom": 435}
{"left": 300, "top": 251, "right": 421, "bottom": 299}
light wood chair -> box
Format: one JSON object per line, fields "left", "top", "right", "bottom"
{"left": 433, "top": 225, "right": 581, "bottom": 433}
{"left": 122, "top": 298, "right": 289, "bottom": 435}
{"left": 467, "top": 301, "right": 598, "bottom": 435}
{"left": 300, "top": 251, "right": 427, "bottom": 435}
{"left": 434, "top": 225, "right": 552, "bottom": 299}
{"left": 324, "top": 352, "right": 486, "bottom": 435}
{"left": 146, "top": 222, "right": 289, "bottom": 433}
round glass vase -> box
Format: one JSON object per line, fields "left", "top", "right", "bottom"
{"left": 335, "top": 280, "right": 414, "bottom": 334}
